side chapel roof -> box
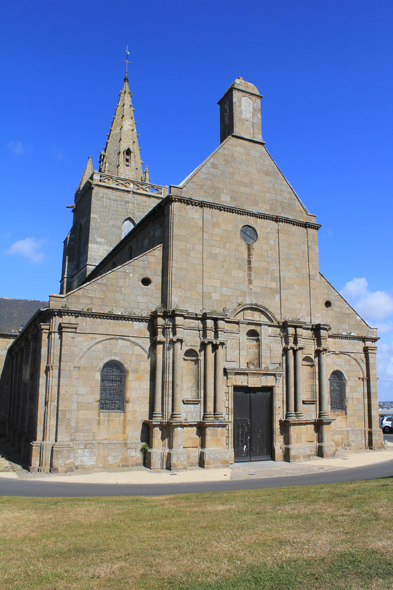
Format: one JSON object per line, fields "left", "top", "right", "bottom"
{"left": 0, "top": 298, "right": 48, "bottom": 335}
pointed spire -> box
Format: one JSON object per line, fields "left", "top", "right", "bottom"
{"left": 99, "top": 73, "right": 145, "bottom": 181}
{"left": 78, "top": 156, "right": 94, "bottom": 189}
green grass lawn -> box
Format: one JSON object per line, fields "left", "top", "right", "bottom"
{"left": 1, "top": 479, "right": 393, "bottom": 589}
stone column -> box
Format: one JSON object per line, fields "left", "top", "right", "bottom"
{"left": 214, "top": 342, "right": 225, "bottom": 419}
{"left": 204, "top": 341, "right": 214, "bottom": 420}
{"left": 171, "top": 338, "right": 183, "bottom": 420}
{"left": 285, "top": 347, "right": 295, "bottom": 420}
{"left": 294, "top": 347, "right": 304, "bottom": 417}
{"left": 153, "top": 338, "right": 164, "bottom": 419}
{"left": 318, "top": 348, "right": 329, "bottom": 418}
{"left": 364, "top": 345, "right": 384, "bottom": 449}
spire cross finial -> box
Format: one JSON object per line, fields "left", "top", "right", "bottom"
{"left": 123, "top": 46, "right": 131, "bottom": 78}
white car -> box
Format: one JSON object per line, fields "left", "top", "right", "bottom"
{"left": 380, "top": 416, "right": 393, "bottom": 433}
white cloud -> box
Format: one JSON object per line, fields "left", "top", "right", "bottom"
{"left": 6, "top": 237, "right": 45, "bottom": 263}
{"left": 340, "top": 278, "right": 393, "bottom": 322}
{"left": 340, "top": 277, "right": 368, "bottom": 300}
{"left": 7, "top": 141, "right": 28, "bottom": 155}
{"left": 377, "top": 340, "right": 393, "bottom": 392}
{"left": 341, "top": 278, "right": 393, "bottom": 399}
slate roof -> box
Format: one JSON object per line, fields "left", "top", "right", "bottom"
{"left": 0, "top": 298, "right": 48, "bottom": 335}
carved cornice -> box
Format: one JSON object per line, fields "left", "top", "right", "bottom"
{"left": 329, "top": 333, "right": 379, "bottom": 343}
{"left": 167, "top": 195, "right": 321, "bottom": 230}
{"left": 52, "top": 309, "right": 149, "bottom": 323}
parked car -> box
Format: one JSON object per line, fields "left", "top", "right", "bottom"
{"left": 380, "top": 416, "right": 393, "bottom": 433}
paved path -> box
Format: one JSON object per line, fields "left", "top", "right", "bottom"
{"left": 0, "top": 458, "right": 392, "bottom": 497}
{"left": 1, "top": 443, "right": 393, "bottom": 497}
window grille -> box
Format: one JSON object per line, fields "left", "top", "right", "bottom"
{"left": 329, "top": 370, "right": 346, "bottom": 411}
{"left": 100, "top": 361, "right": 125, "bottom": 412}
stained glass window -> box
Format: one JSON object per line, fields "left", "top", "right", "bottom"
{"left": 329, "top": 370, "right": 346, "bottom": 412}
{"left": 100, "top": 361, "right": 125, "bottom": 412}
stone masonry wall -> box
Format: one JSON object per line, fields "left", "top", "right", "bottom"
{"left": 52, "top": 244, "right": 163, "bottom": 316}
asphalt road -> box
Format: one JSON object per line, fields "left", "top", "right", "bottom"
{"left": 384, "top": 433, "right": 393, "bottom": 444}
{"left": 1, "top": 458, "right": 393, "bottom": 497}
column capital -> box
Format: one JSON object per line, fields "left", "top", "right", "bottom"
{"left": 215, "top": 340, "right": 226, "bottom": 347}
{"left": 170, "top": 336, "right": 183, "bottom": 344}
{"left": 154, "top": 336, "right": 165, "bottom": 344}
{"left": 59, "top": 322, "right": 78, "bottom": 333}
{"left": 364, "top": 345, "right": 377, "bottom": 355}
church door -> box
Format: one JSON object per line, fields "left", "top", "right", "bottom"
{"left": 233, "top": 387, "right": 272, "bottom": 461}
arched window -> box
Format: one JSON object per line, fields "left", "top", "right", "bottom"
{"left": 246, "top": 329, "right": 260, "bottom": 368}
{"left": 122, "top": 218, "right": 135, "bottom": 239}
{"left": 100, "top": 361, "right": 126, "bottom": 412}
{"left": 329, "top": 370, "right": 346, "bottom": 412}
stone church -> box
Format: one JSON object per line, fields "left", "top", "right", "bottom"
{"left": 0, "top": 73, "right": 383, "bottom": 472}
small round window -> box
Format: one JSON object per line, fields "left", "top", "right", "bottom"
{"left": 141, "top": 277, "right": 152, "bottom": 286}
{"left": 325, "top": 300, "right": 332, "bottom": 308}
{"left": 240, "top": 225, "right": 258, "bottom": 245}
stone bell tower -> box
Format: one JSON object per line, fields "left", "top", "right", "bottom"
{"left": 218, "top": 77, "right": 263, "bottom": 144}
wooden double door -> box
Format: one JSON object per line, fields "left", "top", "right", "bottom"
{"left": 233, "top": 387, "right": 272, "bottom": 462}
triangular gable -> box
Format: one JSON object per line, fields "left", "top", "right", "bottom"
{"left": 178, "top": 135, "right": 314, "bottom": 222}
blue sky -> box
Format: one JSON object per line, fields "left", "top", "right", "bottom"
{"left": 1, "top": 0, "right": 392, "bottom": 398}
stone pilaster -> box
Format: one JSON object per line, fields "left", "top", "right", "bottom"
{"left": 214, "top": 342, "right": 225, "bottom": 419}
{"left": 40, "top": 315, "right": 61, "bottom": 472}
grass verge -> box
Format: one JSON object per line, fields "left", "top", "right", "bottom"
{"left": 0, "top": 478, "right": 392, "bottom": 589}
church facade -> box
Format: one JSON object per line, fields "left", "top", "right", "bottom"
{"left": 1, "top": 75, "right": 383, "bottom": 472}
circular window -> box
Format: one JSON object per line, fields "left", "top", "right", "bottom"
{"left": 141, "top": 277, "right": 152, "bottom": 286}
{"left": 325, "top": 300, "right": 332, "bottom": 308}
{"left": 240, "top": 225, "right": 258, "bottom": 245}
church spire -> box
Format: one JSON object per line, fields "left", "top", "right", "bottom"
{"left": 99, "top": 52, "right": 145, "bottom": 181}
